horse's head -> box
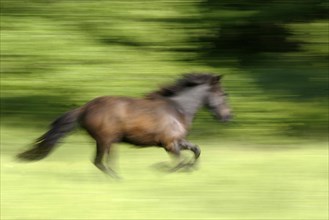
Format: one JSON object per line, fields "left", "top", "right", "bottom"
{"left": 146, "top": 73, "right": 232, "bottom": 123}
{"left": 204, "top": 75, "right": 232, "bottom": 122}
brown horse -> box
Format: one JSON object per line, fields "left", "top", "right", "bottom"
{"left": 18, "top": 73, "right": 232, "bottom": 177}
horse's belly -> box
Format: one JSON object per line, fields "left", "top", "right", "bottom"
{"left": 122, "top": 133, "right": 160, "bottom": 147}
{"left": 122, "top": 116, "right": 186, "bottom": 147}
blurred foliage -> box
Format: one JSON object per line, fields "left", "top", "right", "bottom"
{"left": 1, "top": 0, "right": 328, "bottom": 141}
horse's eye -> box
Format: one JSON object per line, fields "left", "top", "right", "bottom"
{"left": 223, "top": 93, "right": 229, "bottom": 97}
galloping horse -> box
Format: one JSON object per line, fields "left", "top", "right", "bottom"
{"left": 18, "top": 73, "right": 232, "bottom": 176}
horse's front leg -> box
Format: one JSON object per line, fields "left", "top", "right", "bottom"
{"left": 164, "top": 141, "right": 181, "bottom": 160}
{"left": 178, "top": 139, "right": 201, "bottom": 161}
{"left": 164, "top": 141, "right": 189, "bottom": 172}
{"left": 164, "top": 140, "right": 200, "bottom": 171}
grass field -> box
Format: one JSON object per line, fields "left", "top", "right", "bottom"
{"left": 1, "top": 126, "right": 328, "bottom": 220}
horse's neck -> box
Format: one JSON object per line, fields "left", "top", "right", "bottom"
{"left": 169, "top": 85, "right": 208, "bottom": 124}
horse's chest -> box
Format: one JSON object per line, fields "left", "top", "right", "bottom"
{"left": 165, "top": 116, "right": 186, "bottom": 138}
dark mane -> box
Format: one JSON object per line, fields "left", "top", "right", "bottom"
{"left": 146, "top": 73, "right": 215, "bottom": 98}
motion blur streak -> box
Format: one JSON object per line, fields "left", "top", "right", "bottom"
{"left": 1, "top": 0, "right": 328, "bottom": 220}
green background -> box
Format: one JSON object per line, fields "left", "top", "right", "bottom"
{"left": 1, "top": 0, "right": 328, "bottom": 219}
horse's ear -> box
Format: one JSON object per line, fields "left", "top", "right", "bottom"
{"left": 211, "top": 75, "right": 223, "bottom": 84}
{"left": 217, "top": 75, "right": 223, "bottom": 80}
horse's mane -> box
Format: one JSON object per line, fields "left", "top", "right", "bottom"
{"left": 146, "top": 73, "right": 215, "bottom": 99}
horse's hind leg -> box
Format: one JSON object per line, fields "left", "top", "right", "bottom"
{"left": 94, "top": 141, "right": 119, "bottom": 178}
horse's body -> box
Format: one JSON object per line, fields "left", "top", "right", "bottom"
{"left": 18, "top": 73, "right": 231, "bottom": 176}
{"left": 82, "top": 96, "right": 187, "bottom": 147}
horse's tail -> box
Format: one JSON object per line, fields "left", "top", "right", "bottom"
{"left": 17, "top": 108, "right": 82, "bottom": 161}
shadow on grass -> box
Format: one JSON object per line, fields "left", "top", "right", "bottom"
{"left": 1, "top": 95, "right": 80, "bottom": 127}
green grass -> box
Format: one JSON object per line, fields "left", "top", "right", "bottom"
{"left": 1, "top": 127, "right": 328, "bottom": 220}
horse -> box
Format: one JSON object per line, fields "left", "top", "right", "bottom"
{"left": 17, "top": 73, "right": 232, "bottom": 177}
